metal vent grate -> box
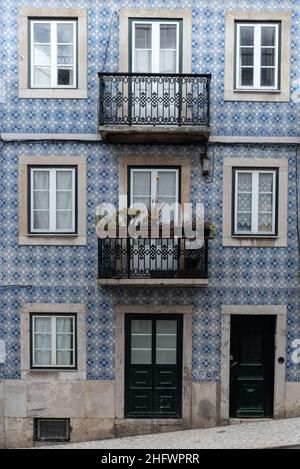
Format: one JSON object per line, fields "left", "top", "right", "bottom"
{"left": 34, "top": 418, "right": 70, "bottom": 442}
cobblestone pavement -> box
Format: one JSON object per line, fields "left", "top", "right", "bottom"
{"left": 36, "top": 418, "right": 300, "bottom": 449}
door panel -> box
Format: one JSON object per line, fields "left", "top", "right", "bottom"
{"left": 230, "top": 315, "right": 275, "bottom": 418}
{"left": 125, "top": 314, "right": 183, "bottom": 418}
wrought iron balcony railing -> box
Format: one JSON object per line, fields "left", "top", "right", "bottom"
{"left": 98, "top": 73, "right": 211, "bottom": 127}
{"left": 98, "top": 238, "right": 208, "bottom": 280}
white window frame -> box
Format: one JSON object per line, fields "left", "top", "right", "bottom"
{"left": 30, "top": 19, "right": 77, "bottom": 89}
{"left": 31, "top": 314, "right": 76, "bottom": 369}
{"left": 234, "top": 169, "right": 277, "bottom": 236}
{"left": 236, "top": 22, "right": 279, "bottom": 90}
{"left": 30, "top": 167, "right": 76, "bottom": 234}
{"left": 130, "top": 168, "right": 179, "bottom": 204}
{"left": 131, "top": 20, "right": 180, "bottom": 73}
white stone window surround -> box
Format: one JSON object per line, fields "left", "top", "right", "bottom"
{"left": 19, "top": 7, "right": 87, "bottom": 99}
{"left": 223, "top": 157, "right": 288, "bottom": 247}
{"left": 19, "top": 156, "right": 87, "bottom": 246}
{"left": 20, "top": 303, "right": 87, "bottom": 380}
{"left": 220, "top": 305, "right": 287, "bottom": 423}
{"left": 119, "top": 9, "right": 192, "bottom": 73}
{"left": 224, "top": 11, "right": 291, "bottom": 102}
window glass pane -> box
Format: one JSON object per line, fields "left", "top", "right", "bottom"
{"left": 157, "top": 172, "right": 176, "bottom": 198}
{"left": 240, "top": 68, "right": 253, "bottom": 86}
{"left": 56, "top": 171, "right": 73, "bottom": 190}
{"left": 133, "top": 172, "right": 151, "bottom": 197}
{"left": 34, "top": 317, "right": 51, "bottom": 333}
{"left": 56, "top": 334, "right": 73, "bottom": 349}
{"left": 34, "top": 191, "right": 49, "bottom": 210}
{"left": 56, "top": 318, "right": 73, "bottom": 334}
{"left": 261, "top": 48, "right": 275, "bottom": 66}
{"left": 56, "top": 191, "right": 72, "bottom": 210}
{"left": 57, "top": 350, "right": 73, "bottom": 366}
{"left": 260, "top": 68, "right": 275, "bottom": 87}
{"left": 240, "top": 48, "right": 254, "bottom": 66}
{"left": 34, "top": 333, "right": 51, "bottom": 349}
{"left": 258, "top": 213, "right": 273, "bottom": 232}
{"left": 261, "top": 27, "right": 276, "bottom": 47}
{"left": 33, "top": 45, "right": 51, "bottom": 65}
{"left": 57, "top": 68, "right": 74, "bottom": 86}
{"left": 35, "top": 351, "right": 51, "bottom": 366}
{"left": 57, "top": 23, "right": 74, "bottom": 43}
{"left": 34, "top": 23, "right": 51, "bottom": 43}
{"left": 56, "top": 211, "right": 73, "bottom": 230}
{"left": 33, "top": 171, "right": 49, "bottom": 190}
{"left": 33, "top": 211, "right": 50, "bottom": 230}
{"left": 160, "top": 24, "right": 177, "bottom": 49}
{"left": 237, "top": 212, "right": 252, "bottom": 232}
{"left": 156, "top": 320, "right": 177, "bottom": 365}
{"left": 159, "top": 50, "right": 176, "bottom": 73}
{"left": 131, "top": 319, "right": 152, "bottom": 365}
{"left": 33, "top": 67, "right": 51, "bottom": 86}
{"left": 259, "top": 173, "right": 273, "bottom": 192}
{"left": 57, "top": 45, "right": 74, "bottom": 65}
{"left": 237, "top": 173, "right": 252, "bottom": 192}
{"left": 134, "top": 50, "right": 151, "bottom": 73}
{"left": 135, "top": 24, "right": 151, "bottom": 49}
{"left": 238, "top": 193, "right": 252, "bottom": 212}
{"left": 240, "top": 26, "right": 254, "bottom": 46}
{"left": 259, "top": 193, "right": 273, "bottom": 212}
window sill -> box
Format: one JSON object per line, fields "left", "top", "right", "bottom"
{"left": 19, "top": 235, "right": 86, "bottom": 246}
{"left": 224, "top": 88, "right": 289, "bottom": 102}
{"left": 223, "top": 236, "right": 286, "bottom": 247}
{"left": 19, "top": 88, "right": 87, "bottom": 99}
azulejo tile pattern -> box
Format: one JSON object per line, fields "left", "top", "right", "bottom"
{"left": 0, "top": 143, "right": 299, "bottom": 382}
{"left": 0, "top": 1, "right": 299, "bottom": 384}
{"left": 0, "top": 0, "right": 300, "bottom": 136}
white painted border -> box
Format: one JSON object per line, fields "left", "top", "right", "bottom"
{"left": 220, "top": 305, "right": 287, "bottom": 423}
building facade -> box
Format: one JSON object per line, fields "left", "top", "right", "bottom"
{"left": 0, "top": 0, "right": 300, "bottom": 447}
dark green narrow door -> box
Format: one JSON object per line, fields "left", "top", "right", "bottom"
{"left": 125, "top": 314, "right": 183, "bottom": 418}
{"left": 230, "top": 315, "right": 275, "bottom": 418}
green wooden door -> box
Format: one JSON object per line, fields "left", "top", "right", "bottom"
{"left": 230, "top": 315, "right": 275, "bottom": 418}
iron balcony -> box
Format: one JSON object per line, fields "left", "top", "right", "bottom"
{"left": 98, "top": 237, "right": 209, "bottom": 287}
{"left": 98, "top": 72, "right": 211, "bottom": 144}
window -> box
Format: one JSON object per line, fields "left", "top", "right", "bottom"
{"left": 31, "top": 314, "right": 76, "bottom": 368}
{"left": 29, "top": 167, "right": 76, "bottom": 233}
{"left": 130, "top": 20, "right": 181, "bottom": 73}
{"left": 233, "top": 169, "right": 278, "bottom": 236}
{"left": 236, "top": 22, "right": 280, "bottom": 90}
{"left": 30, "top": 20, "right": 77, "bottom": 88}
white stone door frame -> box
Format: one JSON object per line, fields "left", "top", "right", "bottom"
{"left": 220, "top": 305, "right": 287, "bottom": 423}
{"left": 115, "top": 305, "right": 192, "bottom": 423}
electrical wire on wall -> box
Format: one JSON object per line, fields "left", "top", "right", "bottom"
{"left": 101, "top": 11, "right": 119, "bottom": 72}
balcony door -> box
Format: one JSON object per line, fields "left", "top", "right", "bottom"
{"left": 130, "top": 20, "right": 182, "bottom": 123}
{"left": 125, "top": 314, "right": 183, "bottom": 418}
{"left": 129, "top": 168, "right": 180, "bottom": 277}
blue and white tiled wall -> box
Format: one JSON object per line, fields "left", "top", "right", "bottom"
{"left": 0, "top": 143, "right": 299, "bottom": 381}
{"left": 0, "top": 0, "right": 299, "bottom": 383}
{"left": 1, "top": 0, "right": 300, "bottom": 135}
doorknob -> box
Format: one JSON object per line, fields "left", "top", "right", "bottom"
{"left": 230, "top": 361, "right": 238, "bottom": 368}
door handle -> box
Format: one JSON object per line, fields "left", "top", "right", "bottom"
{"left": 230, "top": 361, "right": 238, "bottom": 368}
